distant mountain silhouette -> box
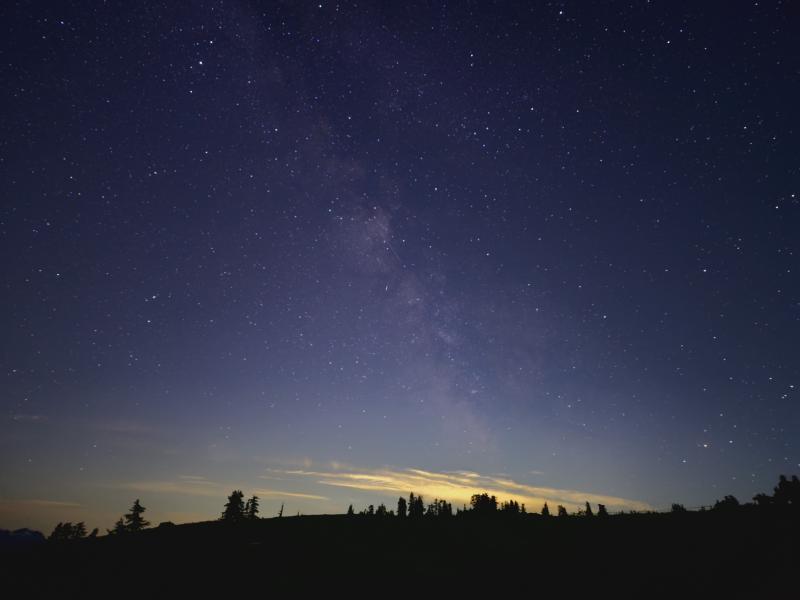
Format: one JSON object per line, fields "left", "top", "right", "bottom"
{"left": 0, "top": 528, "right": 45, "bottom": 549}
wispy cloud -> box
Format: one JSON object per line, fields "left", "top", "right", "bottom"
{"left": 0, "top": 499, "right": 85, "bottom": 528}
{"left": 177, "top": 475, "right": 216, "bottom": 485}
{"left": 113, "top": 480, "right": 223, "bottom": 498}
{"left": 1, "top": 499, "right": 82, "bottom": 508}
{"left": 252, "top": 489, "right": 327, "bottom": 501}
{"left": 9, "top": 414, "right": 46, "bottom": 422}
{"left": 276, "top": 466, "right": 652, "bottom": 512}
{"left": 110, "top": 478, "right": 326, "bottom": 502}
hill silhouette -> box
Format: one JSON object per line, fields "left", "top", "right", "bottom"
{"left": 2, "top": 475, "right": 798, "bottom": 596}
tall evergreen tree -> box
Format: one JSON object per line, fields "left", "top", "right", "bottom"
{"left": 557, "top": 505, "right": 568, "bottom": 517}
{"left": 124, "top": 499, "right": 150, "bottom": 531}
{"left": 397, "top": 496, "right": 407, "bottom": 518}
{"left": 584, "top": 502, "right": 594, "bottom": 517}
{"left": 244, "top": 495, "right": 260, "bottom": 519}
{"left": 417, "top": 495, "right": 425, "bottom": 517}
{"left": 408, "top": 493, "right": 425, "bottom": 518}
{"left": 222, "top": 490, "right": 245, "bottom": 521}
{"left": 541, "top": 502, "right": 550, "bottom": 517}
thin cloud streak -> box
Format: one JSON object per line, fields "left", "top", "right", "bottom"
{"left": 279, "top": 467, "right": 652, "bottom": 512}
{"left": 252, "top": 489, "right": 327, "bottom": 501}
{"left": 1, "top": 499, "right": 83, "bottom": 508}
{"left": 110, "top": 479, "right": 326, "bottom": 502}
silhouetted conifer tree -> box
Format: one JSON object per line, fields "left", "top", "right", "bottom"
{"left": 584, "top": 502, "right": 594, "bottom": 517}
{"left": 244, "top": 495, "right": 260, "bottom": 519}
{"left": 397, "top": 496, "right": 407, "bottom": 518}
{"left": 107, "top": 518, "right": 126, "bottom": 535}
{"left": 597, "top": 504, "right": 608, "bottom": 517}
{"left": 347, "top": 504, "right": 354, "bottom": 516}
{"left": 557, "top": 505, "right": 568, "bottom": 517}
{"left": 124, "top": 499, "right": 150, "bottom": 531}
{"left": 541, "top": 502, "right": 550, "bottom": 517}
{"left": 408, "top": 493, "right": 425, "bottom": 518}
{"left": 49, "top": 522, "right": 64, "bottom": 540}
{"left": 425, "top": 498, "right": 452, "bottom": 517}
{"left": 221, "top": 490, "right": 245, "bottom": 521}
{"left": 470, "top": 493, "right": 498, "bottom": 514}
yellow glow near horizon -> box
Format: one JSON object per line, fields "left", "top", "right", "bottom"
{"left": 276, "top": 466, "right": 653, "bottom": 512}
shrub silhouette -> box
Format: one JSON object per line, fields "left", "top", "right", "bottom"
{"left": 713, "top": 495, "right": 740, "bottom": 511}
{"left": 49, "top": 522, "right": 87, "bottom": 541}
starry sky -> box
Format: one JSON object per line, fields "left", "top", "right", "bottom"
{"left": 1, "top": 1, "right": 798, "bottom": 531}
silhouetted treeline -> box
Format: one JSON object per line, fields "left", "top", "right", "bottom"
{"left": 221, "top": 490, "right": 260, "bottom": 521}
{"left": 4, "top": 474, "right": 798, "bottom": 596}
{"left": 49, "top": 522, "right": 97, "bottom": 541}
{"left": 31, "top": 473, "right": 800, "bottom": 545}
{"left": 340, "top": 474, "right": 800, "bottom": 521}
{"left": 753, "top": 474, "right": 800, "bottom": 506}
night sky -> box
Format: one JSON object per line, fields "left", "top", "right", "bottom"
{"left": 2, "top": 1, "right": 798, "bottom": 531}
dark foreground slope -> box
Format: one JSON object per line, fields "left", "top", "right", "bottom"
{"left": 3, "top": 507, "right": 798, "bottom": 596}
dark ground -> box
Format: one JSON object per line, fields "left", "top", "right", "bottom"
{"left": 3, "top": 507, "right": 798, "bottom": 596}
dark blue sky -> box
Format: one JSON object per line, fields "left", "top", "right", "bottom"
{"left": 1, "top": 1, "right": 798, "bottom": 531}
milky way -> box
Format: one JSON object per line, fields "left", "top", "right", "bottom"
{"left": 1, "top": 1, "right": 798, "bottom": 530}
